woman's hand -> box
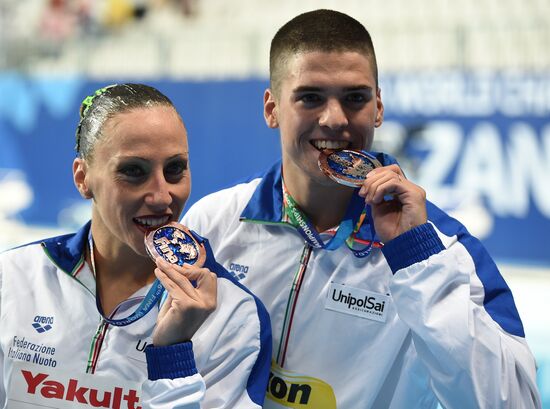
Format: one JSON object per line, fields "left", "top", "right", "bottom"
{"left": 152, "top": 257, "right": 217, "bottom": 346}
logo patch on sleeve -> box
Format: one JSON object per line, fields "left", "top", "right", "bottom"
{"left": 325, "top": 282, "right": 390, "bottom": 322}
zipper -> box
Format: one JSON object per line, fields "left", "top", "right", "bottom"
{"left": 86, "top": 319, "right": 109, "bottom": 374}
{"left": 276, "top": 243, "right": 313, "bottom": 368}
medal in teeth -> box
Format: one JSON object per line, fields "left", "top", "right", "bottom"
{"left": 318, "top": 149, "right": 382, "bottom": 187}
{"left": 145, "top": 222, "right": 206, "bottom": 267}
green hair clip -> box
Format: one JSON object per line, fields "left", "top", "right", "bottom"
{"left": 75, "top": 84, "right": 117, "bottom": 154}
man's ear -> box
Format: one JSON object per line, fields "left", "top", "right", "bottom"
{"left": 375, "top": 88, "right": 384, "bottom": 128}
{"left": 264, "top": 89, "right": 279, "bottom": 129}
{"left": 73, "top": 158, "right": 93, "bottom": 199}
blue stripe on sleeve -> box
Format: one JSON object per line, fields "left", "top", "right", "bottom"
{"left": 202, "top": 235, "right": 272, "bottom": 407}
{"left": 426, "top": 201, "right": 525, "bottom": 338}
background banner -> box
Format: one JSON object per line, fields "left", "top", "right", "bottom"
{"left": 1, "top": 72, "right": 549, "bottom": 266}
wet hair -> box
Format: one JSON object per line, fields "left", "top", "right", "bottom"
{"left": 269, "top": 9, "right": 378, "bottom": 96}
{"left": 75, "top": 83, "right": 177, "bottom": 161}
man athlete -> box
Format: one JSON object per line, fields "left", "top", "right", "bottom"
{"left": 183, "top": 9, "right": 541, "bottom": 409}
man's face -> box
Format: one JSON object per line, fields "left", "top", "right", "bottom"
{"left": 74, "top": 106, "right": 191, "bottom": 257}
{"left": 264, "top": 51, "right": 383, "bottom": 187}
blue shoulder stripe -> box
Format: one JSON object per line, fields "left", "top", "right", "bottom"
{"left": 240, "top": 160, "right": 283, "bottom": 223}
{"left": 41, "top": 222, "right": 90, "bottom": 275}
{"left": 427, "top": 202, "right": 525, "bottom": 337}
{"left": 201, "top": 233, "right": 272, "bottom": 406}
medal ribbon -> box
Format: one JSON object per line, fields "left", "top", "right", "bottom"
{"left": 88, "top": 232, "right": 165, "bottom": 327}
{"left": 282, "top": 184, "right": 377, "bottom": 258}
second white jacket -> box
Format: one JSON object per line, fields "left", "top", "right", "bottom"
{"left": 183, "top": 159, "right": 541, "bottom": 409}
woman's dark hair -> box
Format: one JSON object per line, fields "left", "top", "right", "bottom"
{"left": 75, "top": 83, "right": 176, "bottom": 161}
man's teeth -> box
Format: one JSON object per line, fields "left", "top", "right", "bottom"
{"left": 312, "top": 140, "right": 349, "bottom": 150}
{"left": 135, "top": 216, "right": 170, "bottom": 228}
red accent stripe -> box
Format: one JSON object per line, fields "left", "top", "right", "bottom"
{"left": 324, "top": 229, "right": 383, "bottom": 247}
{"left": 88, "top": 322, "right": 109, "bottom": 374}
{"left": 73, "top": 261, "right": 86, "bottom": 277}
{"left": 350, "top": 238, "right": 384, "bottom": 247}
{"left": 280, "top": 247, "right": 311, "bottom": 367}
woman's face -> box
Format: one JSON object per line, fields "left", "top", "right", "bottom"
{"left": 74, "top": 105, "right": 191, "bottom": 257}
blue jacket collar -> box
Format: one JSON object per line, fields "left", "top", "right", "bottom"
{"left": 240, "top": 160, "right": 284, "bottom": 224}
{"left": 41, "top": 221, "right": 90, "bottom": 275}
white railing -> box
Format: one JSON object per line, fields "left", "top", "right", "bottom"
{"left": 1, "top": 0, "right": 549, "bottom": 77}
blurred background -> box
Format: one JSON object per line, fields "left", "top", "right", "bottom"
{"left": 1, "top": 0, "right": 549, "bottom": 404}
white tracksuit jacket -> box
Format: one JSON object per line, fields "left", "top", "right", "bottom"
{"left": 183, "top": 157, "right": 541, "bottom": 409}
{"left": 0, "top": 222, "right": 271, "bottom": 409}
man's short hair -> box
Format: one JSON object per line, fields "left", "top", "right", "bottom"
{"left": 269, "top": 9, "right": 378, "bottom": 97}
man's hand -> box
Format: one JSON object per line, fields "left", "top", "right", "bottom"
{"left": 152, "top": 258, "right": 217, "bottom": 346}
{"left": 358, "top": 164, "right": 427, "bottom": 243}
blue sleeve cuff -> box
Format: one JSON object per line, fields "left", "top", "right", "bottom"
{"left": 145, "top": 342, "right": 198, "bottom": 380}
{"left": 381, "top": 223, "right": 445, "bottom": 274}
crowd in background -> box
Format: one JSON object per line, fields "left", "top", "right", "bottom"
{"left": 1, "top": 0, "right": 199, "bottom": 67}
{"left": 1, "top": 0, "right": 549, "bottom": 78}
{"left": 39, "top": 0, "right": 198, "bottom": 49}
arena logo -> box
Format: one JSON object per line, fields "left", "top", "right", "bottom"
{"left": 229, "top": 262, "right": 249, "bottom": 281}
{"left": 32, "top": 315, "right": 54, "bottom": 333}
